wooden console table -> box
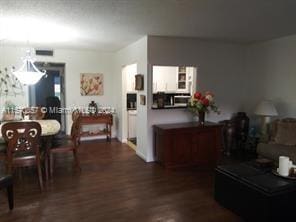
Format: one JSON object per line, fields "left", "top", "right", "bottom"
{"left": 79, "top": 114, "right": 113, "bottom": 141}
{"left": 153, "top": 122, "right": 223, "bottom": 168}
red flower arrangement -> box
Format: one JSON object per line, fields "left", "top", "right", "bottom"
{"left": 188, "top": 91, "right": 220, "bottom": 115}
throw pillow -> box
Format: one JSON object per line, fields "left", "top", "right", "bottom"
{"left": 275, "top": 121, "right": 296, "bottom": 146}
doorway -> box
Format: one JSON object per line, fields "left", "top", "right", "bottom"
{"left": 122, "top": 63, "right": 137, "bottom": 150}
{"left": 29, "top": 62, "right": 66, "bottom": 132}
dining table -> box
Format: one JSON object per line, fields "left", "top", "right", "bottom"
{"left": 0, "top": 119, "right": 61, "bottom": 180}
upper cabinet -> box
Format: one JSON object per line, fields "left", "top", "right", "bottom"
{"left": 153, "top": 65, "right": 196, "bottom": 94}
{"left": 177, "top": 66, "right": 187, "bottom": 92}
{"left": 153, "top": 66, "right": 178, "bottom": 93}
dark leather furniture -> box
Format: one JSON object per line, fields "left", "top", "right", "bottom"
{"left": 215, "top": 163, "right": 296, "bottom": 222}
{"left": 0, "top": 174, "right": 13, "bottom": 210}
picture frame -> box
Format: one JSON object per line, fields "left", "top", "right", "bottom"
{"left": 135, "top": 74, "right": 144, "bottom": 90}
{"left": 140, "top": 95, "right": 146, "bottom": 105}
{"left": 80, "top": 73, "right": 104, "bottom": 96}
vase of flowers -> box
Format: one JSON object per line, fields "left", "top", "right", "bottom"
{"left": 188, "top": 91, "right": 220, "bottom": 124}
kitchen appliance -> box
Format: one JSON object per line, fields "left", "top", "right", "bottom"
{"left": 174, "top": 94, "right": 191, "bottom": 106}
{"left": 156, "top": 92, "right": 165, "bottom": 108}
{"left": 127, "top": 93, "right": 137, "bottom": 110}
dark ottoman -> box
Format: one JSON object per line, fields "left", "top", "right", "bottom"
{"left": 214, "top": 163, "right": 296, "bottom": 222}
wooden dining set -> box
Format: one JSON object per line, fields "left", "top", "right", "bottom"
{"left": 0, "top": 107, "right": 114, "bottom": 210}
{"left": 0, "top": 107, "right": 83, "bottom": 210}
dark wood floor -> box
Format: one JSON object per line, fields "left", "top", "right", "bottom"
{"left": 0, "top": 140, "right": 242, "bottom": 222}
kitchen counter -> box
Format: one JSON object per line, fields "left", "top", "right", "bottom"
{"left": 151, "top": 104, "right": 187, "bottom": 109}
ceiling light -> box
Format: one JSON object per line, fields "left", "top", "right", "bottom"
{"left": 12, "top": 49, "right": 46, "bottom": 85}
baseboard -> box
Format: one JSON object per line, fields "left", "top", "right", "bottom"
{"left": 80, "top": 135, "right": 116, "bottom": 141}
{"left": 136, "top": 150, "right": 147, "bottom": 161}
{"left": 145, "top": 156, "right": 155, "bottom": 163}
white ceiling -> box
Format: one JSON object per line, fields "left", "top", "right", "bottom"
{"left": 1, "top": 0, "right": 296, "bottom": 51}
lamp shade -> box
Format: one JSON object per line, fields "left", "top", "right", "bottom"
{"left": 254, "top": 100, "right": 278, "bottom": 116}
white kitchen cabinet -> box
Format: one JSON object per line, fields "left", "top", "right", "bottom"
{"left": 186, "top": 67, "right": 195, "bottom": 94}
{"left": 153, "top": 66, "right": 178, "bottom": 93}
{"left": 176, "top": 66, "right": 195, "bottom": 93}
{"left": 152, "top": 66, "right": 196, "bottom": 94}
{"left": 176, "top": 66, "right": 187, "bottom": 93}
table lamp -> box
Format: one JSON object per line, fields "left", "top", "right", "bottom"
{"left": 254, "top": 100, "right": 278, "bottom": 142}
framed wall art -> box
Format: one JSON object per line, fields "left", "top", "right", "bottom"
{"left": 140, "top": 95, "right": 146, "bottom": 105}
{"left": 135, "top": 74, "right": 144, "bottom": 90}
{"left": 80, "top": 73, "right": 104, "bottom": 96}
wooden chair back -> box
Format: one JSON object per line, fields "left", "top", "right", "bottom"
{"left": 72, "top": 109, "right": 81, "bottom": 122}
{"left": 1, "top": 121, "right": 43, "bottom": 190}
{"left": 22, "top": 107, "right": 46, "bottom": 120}
{"left": 49, "top": 116, "right": 81, "bottom": 178}
{"left": 1, "top": 121, "right": 42, "bottom": 159}
{"left": 70, "top": 116, "right": 81, "bottom": 146}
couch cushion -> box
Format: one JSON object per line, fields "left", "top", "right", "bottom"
{"left": 274, "top": 121, "right": 296, "bottom": 145}
{"left": 257, "top": 143, "right": 296, "bottom": 163}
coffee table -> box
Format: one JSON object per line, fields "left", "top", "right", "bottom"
{"left": 214, "top": 162, "right": 296, "bottom": 222}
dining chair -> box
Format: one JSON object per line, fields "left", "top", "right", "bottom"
{"left": 22, "top": 107, "right": 46, "bottom": 120}
{"left": 0, "top": 174, "right": 13, "bottom": 210}
{"left": 1, "top": 121, "right": 43, "bottom": 190}
{"left": 0, "top": 141, "right": 6, "bottom": 161}
{"left": 49, "top": 116, "right": 81, "bottom": 177}
{"left": 72, "top": 109, "right": 81, "bottom": 122}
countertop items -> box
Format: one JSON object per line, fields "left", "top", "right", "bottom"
{"left": 151, "top": 104, "right": 187, "bottom": 109}
{"left": 152, "top": 92, "right": 190, "bottom": 109}
{"left": 127, "top": 93, "right": 137, "bottom": 110}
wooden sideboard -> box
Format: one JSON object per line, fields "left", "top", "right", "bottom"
{"left": 153, "top": 122, "right": 223, "bottom": 168}
{"left": 79, "top": 114, "right": 113, "bottom": 141}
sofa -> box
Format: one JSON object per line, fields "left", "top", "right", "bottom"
{"left": 257, "top": 118, "right": 296, "bottom": 163}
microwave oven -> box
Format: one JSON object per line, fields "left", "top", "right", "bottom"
{"left": 174, "top": 95, "right": 191, "bottom": 106}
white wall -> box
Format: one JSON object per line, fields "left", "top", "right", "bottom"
{"left": 114, "top": 37, "right": 148, "bottom": 161}
{"left": 0, "top": 45, "right": 117, "bottom": 136}
{"left": 5, "top": 35, "right": 291, "bottom": 163}
{"left": 0, "top": 47, "right": 30, "bottom": 118}
{"left": 246, "top": 34, "right": 296, "bottom": 118}
{"left": 146, "top": 36, "right": 247, "bottom": 161}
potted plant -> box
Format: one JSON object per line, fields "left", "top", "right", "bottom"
{"left": 188, "top": 91, "right": 220, "bottom": 124}
{"left": 2, "top": 101, "right": 16, "bottom": 121}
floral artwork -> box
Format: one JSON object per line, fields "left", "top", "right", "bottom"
{"left": 80, "top": 73, "right": 103, "bottom": 96}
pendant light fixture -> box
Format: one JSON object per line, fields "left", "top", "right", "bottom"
{"left": 12, "top": 49, "right": 46, "bottom": 85}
